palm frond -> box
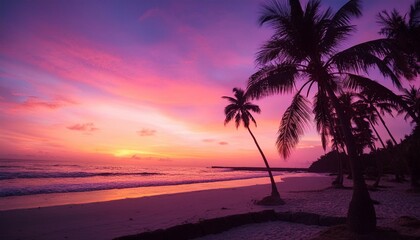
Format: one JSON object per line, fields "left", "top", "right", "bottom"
{"left": 244, "top": 103, "right": 261, "bottom": 114}
{"left": 343, "top": 74, "right": 401, "bottom": 104}
{"left": 330, "top": 39, "right": 392, "bottom": 63}
{"left": 377, "top": 9, "right": 403, "bottom": 38}
{"left": 330, "top": 39, "right": 402, "bottom": 88}
{"left": 320, "top": 1, "right": 361, "bottom": 55}
{"left": 224, "top": 111, "right": 236, "bottom": 126}
{"left": 383, "top": 51, "right": 418, "bottom": 81}
{"left": 277, "top": 93, "right": 311, "bottom": 158}
{"left": 331, "top": 0, "right": 361, "bottom": 27}
{"left": 258, "top": 0, "right": 290, "bottom": 29}
{"left": 313, "top": 90, "right": 332, "bottom": 150}
{"left": 223, "top": 103, "right": 239, "bottom": 115}
{"left": 399, "top": 85, "right": 420, "bottom": 122}
{"left": 256, "top": 37, "right": 303, "bottom": 64}
{"left": 221, "top": 96, "right": 238, "bottom": 105}
{"left": 289, "top": 0, "right": 304, "bottom": 21}
{"left": 235, "top": 112, "right": 242, "bottom": 129}
{"left": 247, "top": 63, "right": 299, "bottom": 99}
{"left": 244, "top": 111, "right": 257, "bottom": 127}
{"left": 409, "top": 0, "right": 420, "bottom": 27}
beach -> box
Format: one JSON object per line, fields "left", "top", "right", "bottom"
{"left": 1, "top": 175, "right": 419, "bottom": 240}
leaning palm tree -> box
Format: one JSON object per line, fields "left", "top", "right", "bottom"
{"left": 356, "top": 90, "right": 399, "bottom": 145}
{"left": 352, "top": 99, "right": 387, "bottom": 187}
{"left": 222, "top": 88, "right": 284, "bottom": 205}
{"left": 353, "top": 91, "right": 408, "bottom": 182}
{"left": 247, "top": 0, "right": 406, "bottom": 233}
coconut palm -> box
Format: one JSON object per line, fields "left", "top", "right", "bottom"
{"left": 337, "top": 92, "right": 376, "bottom": 155}
{"left": 356, "top": 90, "right": 399, "bottom": 145}
{"left": 222, "top": 88, "right": 284, "bottom": 205}
{"left": 352, "top": 100, "right": 386, "bottom": 148}
{"left": 353, "top": 91, "right": 408, "bottom": 182}
{"left": 400, "top": 85, "right": 420, "bottom": 124}
{"left": 316, "top": 95, "right": 346, "bottom": 187}
{"left": 377, "top": 0, "right": 420, "bottom": 80}
{"left": 246, "top": 0, "right": 406, "bottom": 233}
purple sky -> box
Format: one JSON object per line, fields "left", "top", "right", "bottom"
{"left": 0, "top": 0, "right": 418, "bottom": 167}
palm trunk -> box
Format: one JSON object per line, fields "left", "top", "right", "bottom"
{"left": 374, "top": 108, "right": 407, "bottom": 181}
{"left": 246, "top": 126, "right": 280, "bottom": 198}
{"left": 374, "top": 108, "right": 397, "bottom": 145}
{"left": 368, "top": 119, "right": 385, "bottom": 148}
{"left": 368, "top": 119, "right": 384, "bottom": 188}
{"left": 333, "top": 149, "right": 344, "bottom": 187}
{"left": 326, "top": 85, "right": 376, "bottom": 234}
{"left": 328, "top": 115, "right": 344, "bottom": 187}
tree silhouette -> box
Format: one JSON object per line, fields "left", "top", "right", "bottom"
{"left": 245, "top": 0, "right": 407, "bottom": 233}
{"left": 377, "top": 0, "right": 420, "bottom": 80}
{"left": 400, "top": 85, "right": 420, "bottom": 124}
{"left": 356, "top": 91, "right": 398, "bottom": 145}
{"left": 222, "top": 88, "right": 284, "bottom": 205}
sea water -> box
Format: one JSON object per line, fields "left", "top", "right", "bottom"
{"left": 0, "top": 158, "right": 315, "bottom": 210}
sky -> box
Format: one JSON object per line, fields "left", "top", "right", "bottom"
{"left": 0, "top": 0, "right": 418, "bottom": 167}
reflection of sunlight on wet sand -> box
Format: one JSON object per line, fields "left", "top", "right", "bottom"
{"left": 0, "top": 173, "right": 320, "bottom": 211}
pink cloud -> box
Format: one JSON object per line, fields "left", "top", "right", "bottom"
{"left": 137, "top": 128, "right": 156, "bottom": 136}
{"left": 21, "top": 96, "right": 74, "bottom": 110}
{"left": 218, "top": 141, "right": 228, "bottom": 145}
{"left": 67, "top": 123, "right": 98, "bottom": 132}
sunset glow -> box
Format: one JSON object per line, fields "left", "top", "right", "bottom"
{"left": 0, "top": 0, "right": 417, "bottom": 167}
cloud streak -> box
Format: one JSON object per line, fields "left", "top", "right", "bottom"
{"left": 67, "top": 123, "right": 98, "bottom": 132}
{"left": 21, "top": 96, "right": 74, "bottom": 110}
{"left": 137, "top": 128, "right": 157, "bottom": 137}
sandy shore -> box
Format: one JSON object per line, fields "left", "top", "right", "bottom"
{"left": 0, "top": 175, "right": 419, "bottom": 240}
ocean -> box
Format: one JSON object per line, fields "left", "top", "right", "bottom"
{"left": 0, "top": 159, "right": 315, "bottom": 210}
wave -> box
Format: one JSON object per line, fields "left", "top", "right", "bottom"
{"left": 0, "top": 165, "right": 21, "bottom": 168}
{"left": 0, "top": 171, "right": 161, "bottom": 180}
{"left": 0, "top": 175, "right": 271, "bottom": 197}
{"left": 52, "top": 164, "right": 81, "bottom": 167}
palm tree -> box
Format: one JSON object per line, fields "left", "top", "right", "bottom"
{"left": 337, "top": 92, "right": 376, "bottom": 156}
{"left": 356, "top": 91, "right": 399, "bottom": 145}
{"left": 353, "top": 91, "right": 408, "bottom": 182}
{"left": 352, "top": 99, "right": 387, "bottom": 187}
{"left": 325, "top": 104, "right": 346, "bottom": 187}
{"left": 222, "top": 88, "right": 284, "bottom": 205}
{"left": 400, "top": 85, "right": 420, "bottom": 124}
{"left": 377, "top": 0, "right": 420, "bottom": 80}
{"left": 246, "top": 0, "right": 406, "bottom": 233}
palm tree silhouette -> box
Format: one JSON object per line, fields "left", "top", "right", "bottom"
{"left": 222, "top": 88, "right": 284, "bottom": 205}
{"left": 377, "top": 0, "right": 420, "bottom": 80}
{"left": 246, "top": 0, "right": 407, "bottom": 233}
{"left": 357, "top": 91, "right": 398, "bottom": 145}
{"left": 337, "top": 93, "right": 375, "bottom": 156}
{"left": 353, "top": 91, "right": 407, "bottom": 182}
{"left": 400, "top": 85, "right": 420, "bottom": 124}
{"left": 351, "top": 100, "right": 386, "bottom": 187}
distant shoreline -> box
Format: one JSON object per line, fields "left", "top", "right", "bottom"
{"left": 211, "top": 166, "right": 309, "bottom": 172}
